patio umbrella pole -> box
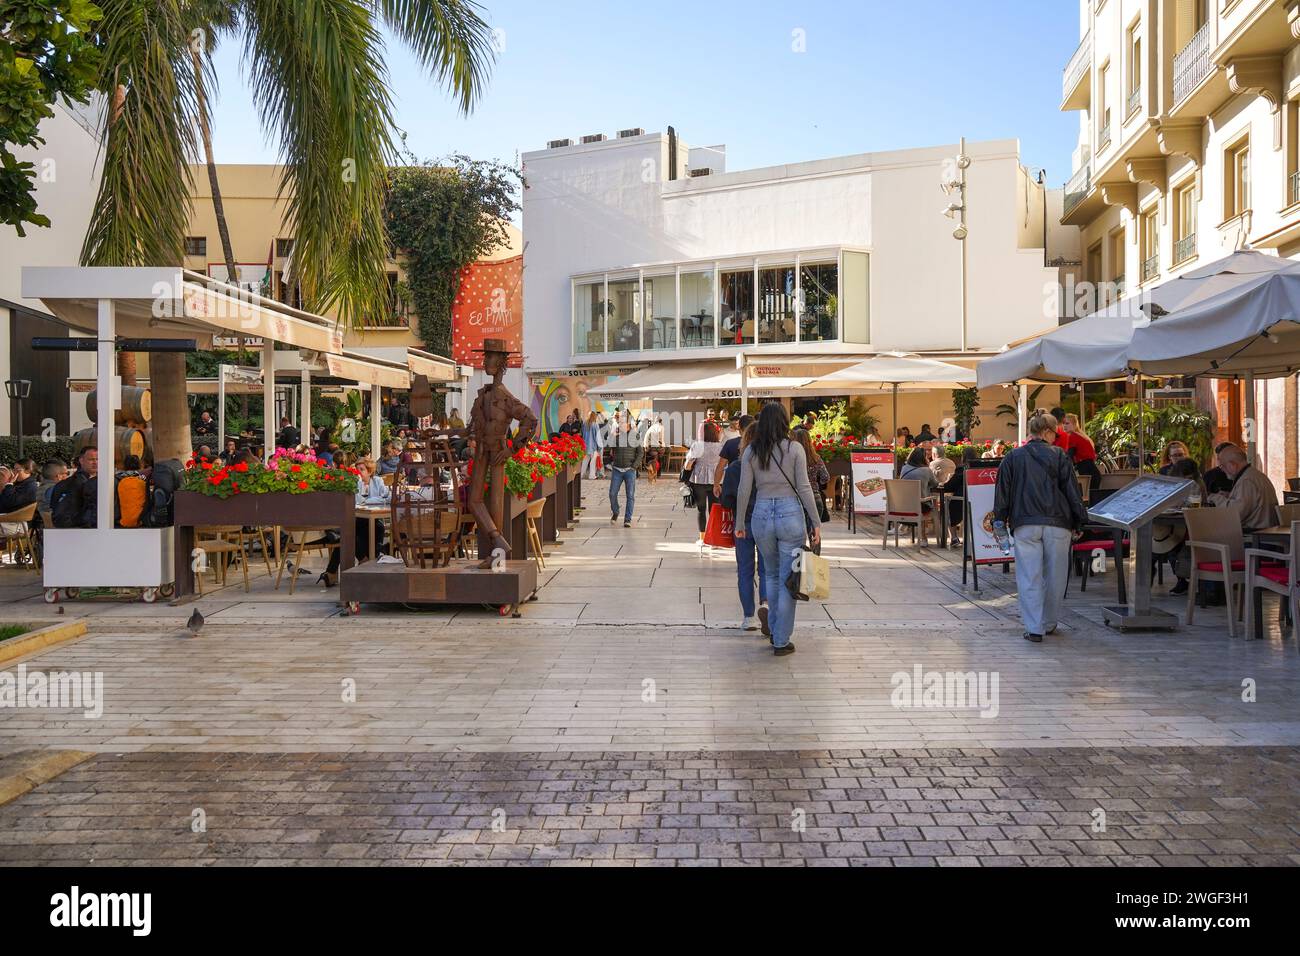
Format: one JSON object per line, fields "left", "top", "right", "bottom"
{"left": 892, "top": 382, "right": 899, "bottom": 450}
{"left": 1136, "top": 374, "right": 1144, "bottom": 472}
{"left": 1244, "top": 372, "right": 1256, "bottom": 466}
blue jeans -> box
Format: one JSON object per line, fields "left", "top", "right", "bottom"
{"left": 750, "top": 497, "right": 807, "bottom": 648}
{"left": 735, "top": 529, "right": 768, "bottom": 618}
{"left": 609, "top": 467, "right": 636, "bottom": 521}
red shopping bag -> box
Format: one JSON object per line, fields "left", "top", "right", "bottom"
{"left": 702, "top": 503, "right": 735, "bottom": 548}
{"left": 595, "top": 453, "right": 603, "bottom": 471}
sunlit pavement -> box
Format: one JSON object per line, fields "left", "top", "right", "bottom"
{"left": 1, "top": 478, "right": 1298, "bottom": 865}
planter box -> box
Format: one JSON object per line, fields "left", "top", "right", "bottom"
{"left": 43, "top": 528, "right": 175, "bottom": 589}
{"left": 172, "top": 490, "right": 355, "bottom": 601}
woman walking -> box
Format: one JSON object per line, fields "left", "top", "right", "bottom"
{"left": 992, "top": 410, "right": 1087, "bottom": 643}
{"left": 790, "top": 428, "right": 830, "bottom": 524}
{"left": 685, "top": 420, "right": 724, "bottom": 537}
{"left": 581, "top": 411, "right": 602, "bottom": 480}
{"left": 735, "top": 404, "right": 822, "bottom": 656}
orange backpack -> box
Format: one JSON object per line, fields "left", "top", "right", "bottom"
{"left": 116, "top": 473, "right": 148, "bottom": 528}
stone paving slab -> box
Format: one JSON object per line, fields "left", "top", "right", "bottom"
{"left": 0, "top": 747, "right": 1295, "bottom": 867}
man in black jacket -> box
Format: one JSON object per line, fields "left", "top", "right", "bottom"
{"left": 0, "top": 458, "right": 39, "bottom": 513}
{"left": 994, "top": 411, "right": 1087, "bottom": 643}
{"left": 52, "top": 447, "right": 99, "bottom": 529}
{"left": 606, "top": 417, "right": 644, "bottom": 527}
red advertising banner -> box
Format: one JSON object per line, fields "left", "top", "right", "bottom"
{"left": 964, "top": 463, "right": 1011, "bottom": 565}
{"left": 850, "top": 449, "right": 895, "bottom": 515}
{"left": 452, "top": 254, "right": 523, "bottom": 368}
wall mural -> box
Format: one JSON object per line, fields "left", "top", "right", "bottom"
{"left": 528, "top": 369, "right": 650, "bottom": 439}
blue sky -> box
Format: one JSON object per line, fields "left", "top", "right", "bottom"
{"left": 209, "top": 0, "right": 1080, "bottom": 187}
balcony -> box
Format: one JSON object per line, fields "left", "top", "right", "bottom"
{"left": 1062, "top": 31, "right": 1092, "bottom": 110}
{"left": 1290, "top": 171, "right": 1300, "bottom": 207}
{"left": 1126, "top": 86, "right": 1142, "bottom": 119}
{"left": 1063, "top": 162, "right": 1093, "bottom": 217}
{"left": 1173, "top": 233, "right": 1197, "bottom": 265}
{"left": 1098, "top": 112, "right": 1112, "bottom": 152}
{"left": 1173, "top": 23, "right": 1212, "bottom": 105}
{"left": 1142, "top": 253, "right": 1160, "bottom": 283}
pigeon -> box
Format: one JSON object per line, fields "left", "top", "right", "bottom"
{"left": 186, "top": 608, "right": 204, "bottom": 636}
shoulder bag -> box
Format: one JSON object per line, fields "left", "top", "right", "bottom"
{"left": 771, "top": 445, "right": 830, "bottom": 601}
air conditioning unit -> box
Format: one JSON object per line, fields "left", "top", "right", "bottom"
{"left": 688, "top": 167, "right": 712, "bottom": 177}
{"left": 547, "top": 138, "right": 574, "bottom": 149}
{"left": 581, "top": 133, "right": 607, "bottom": 144}
{"left": 617, "top": 128, "right": 645, "bottom": 138}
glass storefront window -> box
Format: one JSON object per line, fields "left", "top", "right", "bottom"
{"left": 799, "top": 261, "right": 839, "bottom": 342}
{"left": 719, "top": 268, "right": 754, "bottom": 346}
{"left": 643, "top": 274, "right": 676, "bottom": 349}
{"left": 607, "top": 277, "right": 641, "bottom": 352}
{"left": 679, "top": 270, "right": 714, "bottom": 348}
{"left": 574, "top": 279, "right": 607, "bottom": 354}
{"left": 757, "top": 265, "right": 797, "bottom": 344}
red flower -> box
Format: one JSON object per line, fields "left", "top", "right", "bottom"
{"left": 234, "top": 462, "right": 249, "bottom": 472}
{"left": 297, "top": 480, "right": 309, "bottom": 490}
{"left": 208, "top": 475, "right": 221, "bottom": 486}
{"left": 201, "top": 461, "right": 214, "bottom": 471}
{"left": 291, "top": 464, "right": 302, "bottom": 473}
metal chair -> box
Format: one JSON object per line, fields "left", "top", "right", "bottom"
{"left": 0, "top": 503, "right": 38, "bottom": 569}
{"left": 1184, "top": 504, "right": 1247, "bottom": 637}
{"left": 1244, "top": 520, "right": 1299, "bottom": 639}
{"left": 275, "top": 527, "right": 338, "bottom": 594}
{"left": 524, "top": 497, "right": 547, "bottom": 571}
{"left": 194, "top": 525, "right": 252, "bottom": 595}
{"left": 882, "top": 479, "right": 929, "bottom": 548}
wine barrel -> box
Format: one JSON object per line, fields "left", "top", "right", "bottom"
{"left": 72, "top": 426, "right": 148, "bottom": 468}
{"left": 86, "top": 386, "right": 152, "bottom": 426}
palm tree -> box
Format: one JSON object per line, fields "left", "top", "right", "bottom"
{"left": 81, "top": 0, "right": 495, "bottom": 461}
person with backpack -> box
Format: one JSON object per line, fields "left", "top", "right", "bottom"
{"left": 115, "top": 455, "right": 149, "bottom": 528}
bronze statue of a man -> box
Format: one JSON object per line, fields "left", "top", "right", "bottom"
{"left": 468, "top": 338, "right": 537, "bottom": 568}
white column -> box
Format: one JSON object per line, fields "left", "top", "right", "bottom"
{"left": 1017, "top": 383, "right": 1028, "bottom": 445}
{"left": 740, "top": 362, "right": 749, "bottom": 416}
{"left": 370, "top": 384, "right": 382, "bottom": 460}
{"left": 217, "top": 364, "right": 227, "bottom": 452}
{"left": 289, "top": 381, "right": 297, "bottom": 427}
{"left": 1245, "top": 372, "right": 1257, "bottom": 466}
{"left": 96, "top": 299, "right": 116, "bottom": 532}
{"left": 300, "top": 368, "right": 311, "bottom": 445}
{"left": 263, "top": 338, "right": 275, "bottom": 462}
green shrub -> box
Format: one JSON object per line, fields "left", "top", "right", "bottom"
{"left": 0, "top": 436, "right": 78, "bottom": 468}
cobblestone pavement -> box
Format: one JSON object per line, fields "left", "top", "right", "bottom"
{"left": 2, "top": 748, "right": 1298, "bottom": 866}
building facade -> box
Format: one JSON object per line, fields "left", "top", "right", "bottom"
{"left": 1061, "top": 0, "right": 1300, "bottom": 487}
{"left": 522, "top": 130, "right": 1073, "bottom": 440}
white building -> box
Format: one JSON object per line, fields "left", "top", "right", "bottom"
{"left": 0, "top": 100, "right": 101, "bottom": 437}
{"left": 521, "top": 129, "right": 1075, "bottom": 440}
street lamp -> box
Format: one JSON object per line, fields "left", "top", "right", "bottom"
{"left": 5, "top": 379, "right": 32, "bottom": 456}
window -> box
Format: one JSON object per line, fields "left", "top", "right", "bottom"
{"left": 1288, "top": 99, "right": 1300, "bottom": 206}
{"left": 574, "top": 279, "right": 607, "bottom": 354}
{"left": 1127, "top": 23, "right": 1142, "bottom": 114}
{"left": 1098, "top": 61, "right": 1111, "bottom": 146}
{"left": 679, "top": 270, "right": 714, "bottom": 348}
{"left": 607, "top": 277, "right": 641, "bottom": 352}
{"left": 757, "top": 265, "right": 796, "bottom": 344}
{"left": 799, "top": 261, "right": 839, "bottom": 342}
{"left": 1225, "top": 138, "right": 1250, "bottom": 220}
{"left": 1140, "top": 206, "right": 1159, "bottom": 282}
{"left": 1173, "top": 178, "right": 1197, "bottom": 264}
{"left": 643, "top": 274, "right": 676, "bottom": 349}
{"left": 184, "top": 236, "right": 207, "bottom": 257}
{"left": 275, "top": 237, "right": 294, "bottom": 258}
{"left": 719, "top": 268, "right": 755, "bottom": 346}
{"left": 1108, "top": 228, "right": 1126, "bottom": 299}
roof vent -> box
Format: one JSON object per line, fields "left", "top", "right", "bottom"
{"left": 547, "top": 138, "right": 574, "bottom": 149}
{"left": 688, "top": 167, "right": 712, "bottom": 178}
{"left": 580, "top": 133, "right": 607, "bottom": 144}
{"left": 617, "top": 127, "right": 645, "bottom": 138}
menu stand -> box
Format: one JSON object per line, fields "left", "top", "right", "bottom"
{"left": 1087, "top": 473, "right": 1194, "bottom": 631}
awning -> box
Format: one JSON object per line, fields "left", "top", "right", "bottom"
{"left": 323, "top": 350, "right": 411, "bottom": 389}
{"left": 804, "top": 355, "right": 976, "bottom": 389}
{"left": 407, "top": 347, "right": 460, "bottom": 383}
{"left": 22, "top": 267, "right": 344, "bottom": 353}
{"left": 67, "top": 377, "right": 268, "bottom": 396}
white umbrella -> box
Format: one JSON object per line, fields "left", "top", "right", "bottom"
{"left": 976, "top": 250, "right": 1300, "bottom": 388}
{"left": 804, "top": 354, "right": 976, "bottom": 444}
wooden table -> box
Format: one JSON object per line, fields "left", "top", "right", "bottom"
{"left": 357, "top": 504, "right": 388, "bottom": 560}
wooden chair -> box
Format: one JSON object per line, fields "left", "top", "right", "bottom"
{"left": 0, "top": 503, "right": 38, "bottom": 569}
{"left": 524, "top": 497, "right": 547, "bottom": 571}
{"left": 1184, "top": 505, "right": 1247, "bottom": 637}
{"left": 1076, "top": 473, "right": 1092, "bottom": 503}
{"left": 1244, "top": 520, "right": 1299, "bottom": 639}
{"left": 275, "top": 527, "right": 339, "bottom": 594}
{"left": 380, "top": 472, "right": 396, "bottom": 488}
{"left": 665, "top": 446, "right": 688, "bottom": 476}
{"left": 194, "top": 525, "right": 251, "bottom": 595}
{"left": 882, "top": 479, "right": 929, "bottom": 548}
{"left": 390, "top": 492, "right": 461, "bottom": 569}
{"left": 456, "top": 513, "right": 478, "bottom": 560}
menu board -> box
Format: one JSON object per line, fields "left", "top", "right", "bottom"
{"left": 851, "top": 449, "right": 895, "bottom": 515}
{"left": 1089, "top": 474, "right": 1194, "bottom": 529}
{"left": 965, "top": 461, "right": 1011, "bottom": 566}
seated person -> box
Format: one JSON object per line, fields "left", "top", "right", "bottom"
{"left": 52, "top": 447, "right": 98, "bottom": 528}
{"left": 1202, "top": 442, "right": 1238, "bottom": 496}
{"left": 898, "top": 447, "right": 937, "bottom": 533}
{"left": 1060, "top": 414, "right": 1100, "bottom": 484}
{"left": 37, "top": 459, "right": 68, "bottom": 515}
{"left": 376, "top": 442, "right": 402, "bottom": 476}
{"left": 219, "top": 439, "right": 238, "bottom": 463}
{"left": 1158, "top": 458, "right": 1203, "bottom": 595}
{"left": 1209, "top": 446, "right": 1278, "bottom": 532}
{"left": 0, "top": 458, "right": 39, "bottom": 514}
{"left": 321, "top": 458, "right": 390, "bottom": 586}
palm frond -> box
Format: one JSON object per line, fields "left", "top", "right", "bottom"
{"left": 373, "top": 0, "right": 495, "bottom": 113}
{"left": 81, "top": 0, "right": 202, "bottom": 266}
{"left": 243, "top": 0, "right": 397, "bottom": 328}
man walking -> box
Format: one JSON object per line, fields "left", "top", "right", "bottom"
{"left": 993, "top": 410, "right": 1087, "bottom": 643}
{"left": 607, "top": 416, "right": 643, "bottom": 527}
